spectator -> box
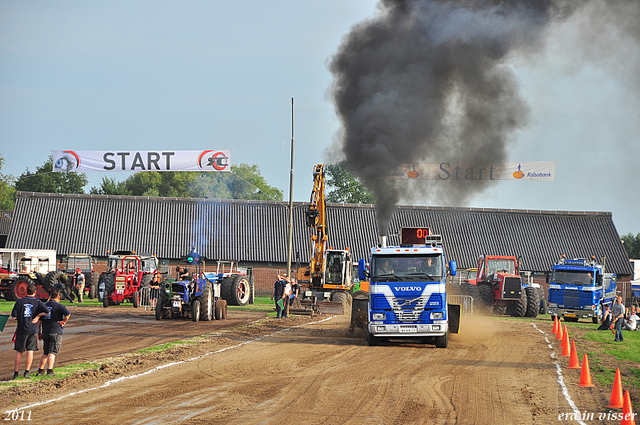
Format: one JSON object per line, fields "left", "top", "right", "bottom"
{"left": 10, "top": 284, "right": 49, "bottom": 379}
{"left": 73, "top": 268, "right": 85, "bottom": 303}
{"left": 271, "top": 274, "right": 286, "bottom": 319}
{"left": 290, "top": 278, "right": 301, "bottom": 309}
{"left": 36, "top": 290, "right": 71, "bottom": 376}
{"left": 597, "top": 304, "right": 613, "bottom": 330}
{"left": 149, "top": 273, "right": 162, "bottom": 307}
{"left": 283, "top": 277, "right": 292, "bottom": 318}
{"left": 612, "top": 296, "right": 625, "bottom": 342}
{"left": 624, "top": 306, "right": 638, "bottom": 331}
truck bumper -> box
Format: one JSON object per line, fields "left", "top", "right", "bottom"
{"left": 368, "top": 322, "right": 447, "bottom": 337}
{"left": 548, "top": 307, "right": 596, "bottom": 320}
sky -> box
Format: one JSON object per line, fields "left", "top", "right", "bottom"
{"left": 1, "top": 1, "right": 639, "bottom": 236}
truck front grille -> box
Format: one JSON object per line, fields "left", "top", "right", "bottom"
{"left": 502, "top": 277, "right": 522, "bottom": 300}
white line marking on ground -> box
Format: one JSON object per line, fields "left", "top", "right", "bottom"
{"left": 532, "top": 323, "right": 586, "bottom": 425}
{"left": 4, "top": 316, "right": 336, "bottom": 414}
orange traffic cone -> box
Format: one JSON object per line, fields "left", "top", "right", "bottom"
{"left": 567, "top": 340, "right": 580, "bottom": 369}
{"left": 607, "top": 368, "right": 624, "bottom": 408}
{"left": 621, "top": 390, "right": 636, "bottom": 425}
{"left": 556, "top": 321, "right": 563, "bottom": 340}
{"left": 553, "top": 315, "right": 558, "bottom": 334}
{"left": 578, "top": 353, "right": 594, "bottom": 387}
{"left": 561, "top": 326, "right": 570, "bottom": 356}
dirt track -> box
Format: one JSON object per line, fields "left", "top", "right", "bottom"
{"left": 1, "top": 312, "right": 619, "bottom": 424}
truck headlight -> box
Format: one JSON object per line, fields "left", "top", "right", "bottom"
{"left": 372, "top": 313, "right": 385, "bottom": 320}
{"left": 430, "top": 312, "right": 443, "bottom": 320}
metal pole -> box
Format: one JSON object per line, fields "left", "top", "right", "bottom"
{"left": 287, "top": 98, "right": 295, "bottom": 278}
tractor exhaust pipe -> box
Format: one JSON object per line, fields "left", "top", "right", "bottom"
{"left": 378, "top": 235, "right": 387, "bottom": 248}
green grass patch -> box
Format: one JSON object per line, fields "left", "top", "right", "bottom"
{"left": 0, "top": 361, "right": 102, "bottom": 389}
{"left": 135, "top": 339, "right": 199, "bottom": 354}
{"left": 228, "top": 297, "right": 275, "bottom": 313}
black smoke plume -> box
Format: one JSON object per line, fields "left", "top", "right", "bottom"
{"left": 329, "top": 0, "right": 639, "bottom": 235}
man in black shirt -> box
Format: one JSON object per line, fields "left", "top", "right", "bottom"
{"left": 10, "top": 284, "right": 48, "bottom": 379}
{"left": 271, "top": 274, "right": 286, "bottom": 319}
{"left": 36, "top": 290, "right": 71, "bottom": 376}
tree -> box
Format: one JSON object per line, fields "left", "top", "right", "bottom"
{"left": 90, "top": 177, "right": 129, "bottom": 195}
{"left": 325, "top": 161, "right": 373, "bottom": 204}
{"left": 15, "top": 156, "right": 88, "bottom": 194}
{"left": 0, "top": 155, "right": 16, "bottom": 209}
{"left": 89, "top": 163, "right": 282, "bottom": 201}
{"left": 228, "top": 163, "right": 283, "bottom": 201}
{"left": 622, "top": 233, "right": 640, "bottom": 259}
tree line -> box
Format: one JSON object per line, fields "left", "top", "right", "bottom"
{"left": 0, "top": 156, "right": 374, "bottom": 207}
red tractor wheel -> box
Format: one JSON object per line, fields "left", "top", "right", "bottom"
{"left": 11, "top": 276, "right": 35, "bottom": 300}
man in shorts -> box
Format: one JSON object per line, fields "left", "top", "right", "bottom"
{"left": 36, "top": 290, "right": 71, "bottom": 376}
{"left": 10, "top": 283, "right": 49, "bottom": 379}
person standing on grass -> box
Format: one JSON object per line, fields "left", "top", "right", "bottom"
{"left": 271, "top": 274, "right": 286, "bottom": 319}
{"left": 10, "top": 283, "right": 48, "bottom": 379}
{"left": 36, "top": 290, "right": 71, "bottom": 376}
{"left": 612, "top": 296, "right": 625, "bottom": 342}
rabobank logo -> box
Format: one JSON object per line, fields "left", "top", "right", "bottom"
{"left": 407, "top": 164, "right": 419, "bottom": 179}
{"left": 512, "top": 163, "right": 525, "bottom": 179}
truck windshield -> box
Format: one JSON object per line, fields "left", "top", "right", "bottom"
{"left": 486, "top": 259, "right": 516, "bottom": 276}
{"left": 552, "top": 270, "right": 594, "bottom": 286}
{"left": 372, "top": 255, "right": 442, "bottom": 281}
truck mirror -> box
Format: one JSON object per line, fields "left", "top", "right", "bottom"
{"left": 449, "top": 260, "right": 457, "bottom": 276}
{"left": 358, "top": 259, "right": 369, "bottom": 281}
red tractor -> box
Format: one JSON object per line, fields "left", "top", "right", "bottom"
{"left": 101, "top": 251, "right": 159, "bottom": 308}
{"left": 462, "top": 255, "right": 539, "bottom": 317}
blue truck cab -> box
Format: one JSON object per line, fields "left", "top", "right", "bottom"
{"left": 359, "top": 229, "right": 459, "bottom": 348}
{"left": 547, "top": 257, "right": 617, "bottom": 323}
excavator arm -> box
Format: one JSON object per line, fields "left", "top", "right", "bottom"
{"left": 305, "top": 164, "right": 327, "bottom": 288}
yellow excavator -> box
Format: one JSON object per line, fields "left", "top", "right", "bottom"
{"left": 294, "top": 164, "right": 354, "bottom": 314}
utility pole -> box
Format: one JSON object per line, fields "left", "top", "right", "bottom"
{"left": 287, "top": 98, "right": 294, "bottom": 278}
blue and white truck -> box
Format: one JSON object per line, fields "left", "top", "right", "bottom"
{"left": 359, "top": 228, "right": 460, "bottom": 348}
{"left": 547, "top": 256, "right": 617, "bottom": 323}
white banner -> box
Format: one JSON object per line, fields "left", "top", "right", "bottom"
{"left": 51, "top": 150, "right": 231, "bottom": 172}
{"left": 387, "top": 162, "right": 556, "bottom": 181}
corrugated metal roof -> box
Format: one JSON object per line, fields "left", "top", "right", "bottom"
{"left": 0, "top": 210, "right": 11, "bottom": 235}
{"left": 6, "top": 191, "right": 633, "bottom": 275}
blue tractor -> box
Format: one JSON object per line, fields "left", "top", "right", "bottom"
{"left": 155, "top": 252, "right": 227, "bottom": 321}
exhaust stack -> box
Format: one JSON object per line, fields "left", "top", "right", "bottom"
{"left": 378, "top": 235, "right": 387, "bottom": 248}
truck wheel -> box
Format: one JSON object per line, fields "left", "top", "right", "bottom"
{"left": 493, "top": 305, "right": 507, "bottom": 316}
{"left": 524, "top": 287, "right": 540, "bottom": 318}
{"left": 192, "top": 300, "right": 201, "bottom": 322}
{"left": 435, "top": 331, "right": 449, "bottom": 348}
{"left": 331, "top": 291, "right": 350, "bottom": 312}
{"left": 220, "top": 299, "right": 227, "bottom": 319}
{"left": 140, "top": 274, "right": 153, "bottom": 288}
{"left": 11, "top": 276, "right": 35, "bottom": 300}
{"left": 366, "top": 332, "right": 380, "bottom": 346}
{"left": 477, "top": 285, "right": 495, "bottom": 315}
{"left": 103, "top": 274, "right": 115, "bottom": 308}
{"left": 201, "top": 282, "right": 213, "bottom": 321}
{"left": 44, "top": 271, "right": 67, "bottom": 293}
{"left": 461, "top": 284, "right": 482, "bottom": 315}
{"left": 133, "top": 291, "right": 139, "bottom": 308}
{"left": 539, "top": 299, "right": 548, "bottom": 315}
{"left": 221, "top": 275, "right": 251, "bottom": 306}
{"left": 511, "top": 290, "right": 528, "bottom": 317}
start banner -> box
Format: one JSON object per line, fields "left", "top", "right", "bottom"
{"left": 387, "top": 162, "right": 556, "bottom": 181}
{"left": 51, "top": 150, "right": 231, "bottom": 172}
